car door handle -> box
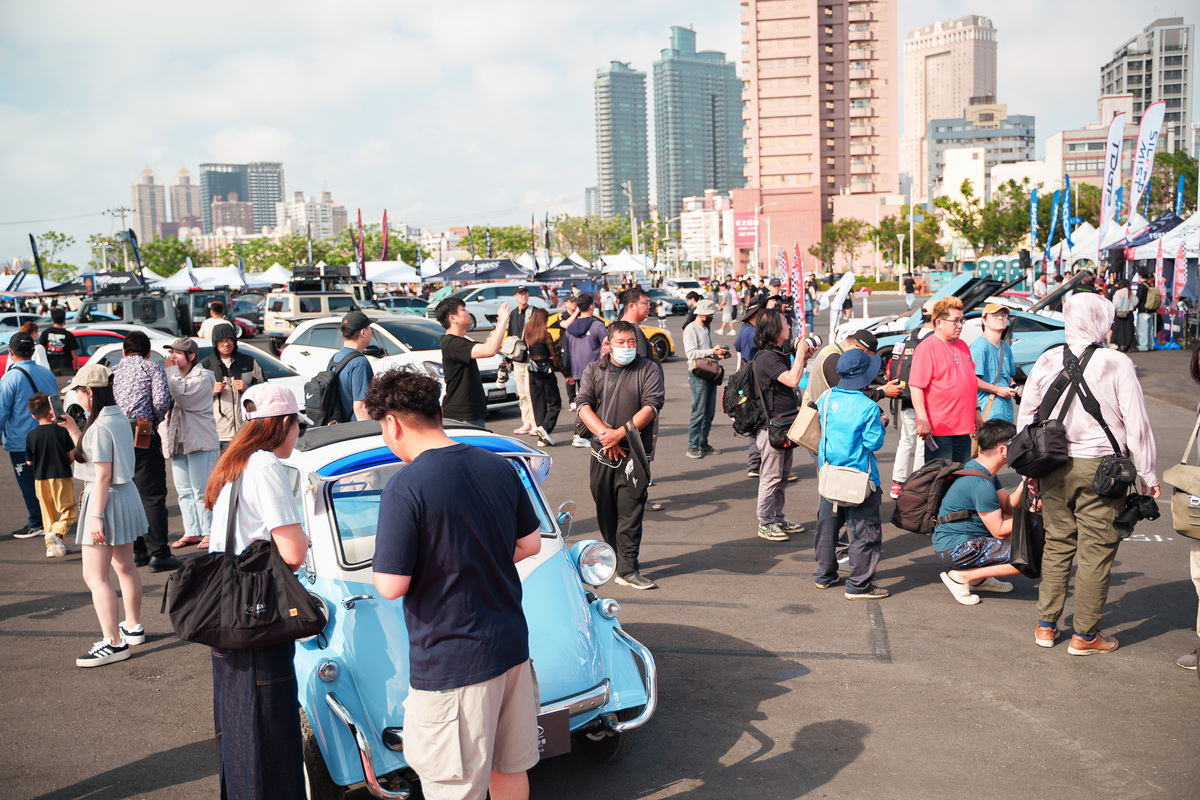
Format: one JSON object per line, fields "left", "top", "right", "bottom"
{"left": 341, "top": 594, "right": 375, "bottom": 609}
{"left": 299, "top": 350, "right": 310, "bottom": 356}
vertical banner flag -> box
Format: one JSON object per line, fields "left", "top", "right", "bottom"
{"left": 1098, "top": 111, "right": 1128, "bottom": 247}
{"left": 1029, "top": 189, "right": 1038, "bottom": 250}
{"left": 486, "top": 228, "right": 493, "bottom": 259}
{"left": 468, "top": 227, "right": 476, "bottom": 259}
{"left": 381, "top": 210, "right": 389, "bottom": 262}
{"left": 27, "top": 233, "right": 46, "bottom": 291}
{"left": 530, "top": 214, "right": 537, "bottom": 262}
{"left": 236, "top": 256, "right": 246, "bottom": 284}
{"left": 1047, "top": 190, "right": 1061, "bottom": 253}
{"left": 1155, "top": 237, "right": 1165, "bottom": 314}
{"left": 306, "top": 223, "right": 314, "bottom": 269}
{"left": 1128, "top": 101, "right": 1166, "bottom": 229}
{"left": 544, "top": 214, "right": 551, "bottom": 267}
{"left": 795, "top": 242, "right": 808, "bottom": 339}
{"left": 355, "top": 209, "right": 364, "bottom": 275}
{"left": 1173, "top": 239, "right": 1187, "bottom": 313}
{"left": 185, "top": 256, "right": 198, "bottom": 287}
{"left": 1177, "top": 175, "right": 1186, "bottom": 217}
{"left": 128, "top": 229, "right": 143, "bottom": 269}
{"left": 778, "top": 247, "right": 788, "bottom": 290}
{"left": 1062, "top": 174, "right": 1073, "bottom": 250}
{"left": 415, "top": 248, "right": 422, "bottom": 271}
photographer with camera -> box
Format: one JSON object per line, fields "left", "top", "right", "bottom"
{"left": 1016, "top": 293, "right": 1159, "bottom": 656}
{"left": 684, "top": 300, "right": 729, "bottom": 459}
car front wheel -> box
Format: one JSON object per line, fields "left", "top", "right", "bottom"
{"left": 649, "top": 335, "right": 670, "bottom": 361}
{"left": 576, "top": 706, "right": 643, "bottom": 762}
{"left": 301, "top": 708, "right": 345, "bottom": 800}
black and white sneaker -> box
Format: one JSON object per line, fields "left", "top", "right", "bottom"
{"left": 614, "top": 572, "right": 658, "bottom": 590}
{"left": 119, "top": 622, "right": 145, "bottom": 646}
{"left": 76, "top": 639, "right": 131, "bottom": 668}
{"left": 534, "top": 426, "right": 555, "bottom": 446}
{"left": 845, "top": 586, "right": 890, "bottom": 601}
{"left": 13, "top": 525, "right": 43, "bottom": 539}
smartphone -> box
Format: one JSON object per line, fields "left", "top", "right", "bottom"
{"left": 49, "top": 394, "right": 65, "bottom": 421}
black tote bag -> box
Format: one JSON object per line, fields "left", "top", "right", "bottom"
{"left": 1008, "top": 485, "right": 1044, "bottom": 580}
{"left": 162, "top": 477, "right": 326, "bottom": 649}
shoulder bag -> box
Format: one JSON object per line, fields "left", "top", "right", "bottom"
{"left": 690, "top": 356, "right": 724, "bottom": 384}
{"left": 750, "top": 351, "right": 797, "bottom": 450}
{"left": 815, "top": 393, "right": 872, "bottom": 507}
{"left": 1008, "top": 346, "right": 1096, "bottom": 478}
{"left": 162, "top": 477, "right": 326, "bottom": 649}
{"left": 1162, "top": 402, "right": 1200, "bottom": 541}
{"left": 787, "top": 401, "right": 821, "bottom": 454}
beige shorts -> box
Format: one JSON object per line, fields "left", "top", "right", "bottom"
{"left": 402, "top": 660, "right": 540, "bottom": 799}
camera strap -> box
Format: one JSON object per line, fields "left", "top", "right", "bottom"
{"left": 1061, "top": 346, "right": 1125, "bottom": 457}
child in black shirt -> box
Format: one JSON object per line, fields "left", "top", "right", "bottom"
{"left": 25, "top": 393, "right": 76, "bottom": 558}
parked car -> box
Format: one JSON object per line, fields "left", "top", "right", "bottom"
{"left": 231, "top": 317, "right": 257, "bottom": 339}
{"left": 279, "top": 315, "right": 518, "bottom": 411}
{"left": 375, "top": 295, "right": 429, "bottom": 316}
{"left": 65, "top": 340, "right": 305, "bottom": 426}
{"left": 425, "top": 282, "right": 548, "bottom": 330}
{"left": 288, "top": 420, "right": 656, "bottom": 797}
{"left": 662, "top": 278, "right": 704, "bottom": 300}
{"left": 264, "top": 291, "right": 358, "bottom": 354}
{"left": 546, "top": 312, "right": 676, "bottom": 361}
{"left": 644, "top": 288, "right": 688, "bottom": 316}
{"left": 0, "top": 312, "right": 46, "bottom": 329}
{"left": 232, "top": 297, "right": 264, "bottom": 332}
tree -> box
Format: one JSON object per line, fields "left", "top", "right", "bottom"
{"left": 32, "top": 231, "right": 76, "bottom": 282}
{"left": 1146, "top": 148, "right": 1198, "bottom": 218}
{"left": 833, "top": 218, "right": 872, "bottom": 270}
{"left": 551, "top": 214, "right": 632, "bottom": 259}
{"left": 139, "top": 236, "right": 205, "bottom": 276}
{"left": 807, "top": 225, "right": 838, "bottom": 272}
{"left": 874, "top": 206, "right": 945, "bottom": 269}
{"left": 934, "top": 178, "right": 1037, "bottom": 257}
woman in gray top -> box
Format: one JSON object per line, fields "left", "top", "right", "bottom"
{"left": 683, "top": 299, "right": 728, "bottom": 458}
{"left": 61, "top": 363, "right": 148, "bottom": 668}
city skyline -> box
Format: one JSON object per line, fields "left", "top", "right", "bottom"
{"left": 0, "top": 1, "right": 1188, "bottom": 269}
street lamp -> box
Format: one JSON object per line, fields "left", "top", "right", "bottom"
{"left": 754, "top": 202, "right": 777, "bottom": 278}
{"left": 663, "top": 215, "right": 681, "bottom": 276}
{"left": 896, "top": 233, "right": 906, "bottom": 278}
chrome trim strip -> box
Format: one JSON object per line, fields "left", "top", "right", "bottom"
{"left": 324, "top": 693, "right": 411, "bottom": 800}
{"left": 610, "top": 627, "right": 658, "bottom": 732}
{"left": 540, "top": 679, "right": 610, "bottom": 718}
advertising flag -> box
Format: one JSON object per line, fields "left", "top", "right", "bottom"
{"left": 1047, "top": 190, "right": 1061, "bottom": 251}
{"left": 306, "top": 222, "right": 314, "bottom": 269}
{"left": 486, "top": 228, "right": 494, "bottom": 259}
{"left": 1098, "top": 111, "right": 1127, "bottom": 246}
{"left": 1173, "top": 239, "right": 1187, "bottom": 312}
{"left": 381, "top": 210, "right": 389, "bottom": 262}
{"left": 1128, "top": 101, "right": 1166, "bottom": 228}
{"left": 1178, "top": 175, "right": 1186, "bottom": 217}
{"left": 355, "top": 209, "right": 365, "bottom": 275}
{"left": 1155, "top": 237, "right": 1165, "bottom": 313}
{"left": 468, "top": 227, "right": 476, "bottom": 258}
{"left": 1062, "top": 174, "right": 1073, "bottom": 250}
{"left": 27, "top": 233, "right": 45, "bottom": 291}
{"left": 236, "top": 256, "right": 246, "bottom": 284}
{"left": 185, "top": 256, "right": 198, "bottom": 287}
{"left": 778, "top": 246, "right": 788, "bottom": 286}
{"left": 128, "top": 229, "right": 143, "bottom": 270}
{"left": 795, "top": 242, "right": 807, "bottom": 339}
{"left": 1029, "top": 189, "right": 1038, "bottom": 249}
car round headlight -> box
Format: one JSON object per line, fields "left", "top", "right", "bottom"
{"left": 577, "top": 542, "right": 616, "bottom": 586}
{"left": 422, "top": 361, "right": 445, "bottom": 378}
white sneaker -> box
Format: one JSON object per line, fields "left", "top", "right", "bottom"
{"left": 970, "top": 577, "right": 1014, "bottom": 593}
{"left": 535, "top": 426, "right": 555, "bottom": 446}
{"left": 571, "top": 435, "right": 590, "bottom": 448}
{"left": 45, "top": 531, "right": 67, "bottom": 559}
{"left": 119, "top": 622, "right": 146, "bottom": 645}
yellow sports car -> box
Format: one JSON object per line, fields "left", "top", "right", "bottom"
{"left": 547, "top": 311, "right": 676, "bottom": 360}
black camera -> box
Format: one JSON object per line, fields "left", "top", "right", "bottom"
{"left": 1114, "top": 494, "right": 1160, "bottom": 538}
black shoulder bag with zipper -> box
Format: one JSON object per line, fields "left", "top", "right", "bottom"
{"left": 1008, "top": 345, "right": 1095, "bottom": 479}
{"left": 162, "top": 477, "right": 326, "bottom": 649}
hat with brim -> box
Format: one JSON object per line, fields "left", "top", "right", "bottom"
{"left": 741, "top": 298, "right": 766, "bottom": 322}
{"left": 983, "top": 303, "right": 1010, "bottom": 317}
{"left": 694, "top": 299, "right": 716, "bottom": 316}
{"left": 241, "top": 382, "right": 314, "bottom": 426}
{"left": 836, "top": 349, "right": 881, "bottom": 391}
{"left": 64, "top": 362, "right": 113, "bottom": 392}
{"left": 165, "top": 337, "right": 198, "bottom": 355}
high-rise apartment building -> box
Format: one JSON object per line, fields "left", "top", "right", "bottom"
{"left": 595, "top": 61, "right": 650, "bottom": 223}
{"left": 653, "top": 26, "right": 745, "bottom": 223}
{"left": 735, "top": 0, "right": 899, "bottom": 275}
{"left": 275, "top": 190, "right": 349, "bottom": 239}
{"left": 927, "top": 100, "right": 1035, "bottom": 199}
{"left": 900, "top": 15, "right": 998, "bottom": 202}
{"left": 210, "top": 192, "right": 255, "bottom": 234}
{"left": 1100, "top": 17, "right": 1194, "bottom": 149}
{"left": 199, "top": 164, "right": 248, "bottom": 234}
{"left": 680, "top": 189, "right": 734, "bottom": 264}
{"left": 169, "top": 167, "right": 202, "bottom": 225}
{"left": 246, "top": 162, "right": 285, "bottom": 232}
{"left": 585, "top": 186, "right": 601, "bottom": 217}
{"left": 130, "top": 167, "right": 168, "bottom": 242}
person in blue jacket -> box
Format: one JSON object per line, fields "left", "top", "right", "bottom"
{"left": 0, "top": 332, "right": 60, "bottom": 539}
{"left": 814, "top": 348, "right": 889, "bottom": 599}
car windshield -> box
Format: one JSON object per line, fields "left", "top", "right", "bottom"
{"left": 447, "top": 288, "right": 475, "bottom": 300}
{"left": 195, "top": 345, "right": 299, "bottom": 379}
{"left": 328, "top": 456, "right": 553, "bottom": 569}
{"left": 675, "top": 281, "right": 701, "bottom": 289}
{"left": 375, "top": 318, "right": 445, "bottom": 352}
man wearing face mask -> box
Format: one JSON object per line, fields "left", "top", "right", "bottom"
{"left": 575, "top": 322, "right": 665, "bottom": 590}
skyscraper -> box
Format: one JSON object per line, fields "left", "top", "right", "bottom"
{"left": 246, "top": 162, "right": 285, "bottom": 232}
{"left": 735, "top": 0, "right": 899, "bottom": 274}
{"left": 1100, "top": 17, "right": 1194, "bottom": 149}
{"left": 199, "top": 164, "right": 248, "bottom": 233}
{"left": 595, "top": 61, "right": 650, "bottom": 223}
{"left": 210, "top": 192, "right": 255, "bottom": 233}
{"left": 653, "top": 26, "right": 744, "bottom": 223}
{"left": 130, "top": 167, "right": 168, "bottom": 242}
{"left": 900, "top": 15, "right": 998, "bottom": 202}
{"left": 169, "top": 167, "right": 202, "bottom": 225}
{"left": 585, "top": 186, "right": 601, "bottom": 217}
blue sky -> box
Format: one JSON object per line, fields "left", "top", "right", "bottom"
{"left": 0, "top": 1, "right": 1179, "bottom": 269}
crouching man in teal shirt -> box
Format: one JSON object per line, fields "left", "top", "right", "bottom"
{"left": 814, "top": 349, "right": 888, "bottom": 599}
{"left": 933, "top": 419, "right": 1026, "bottom": 606}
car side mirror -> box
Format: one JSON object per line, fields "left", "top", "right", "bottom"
{"left": 556, "top": 501, "right": 575, "bottom": 538}
{"left": 364, "top": 344, "right": 384, "bottom": 358}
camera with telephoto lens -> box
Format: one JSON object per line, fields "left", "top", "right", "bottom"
{"left": 802, "top": 333, "right": 823, "bottom": 353}
{"left": 776, "top": 294, "right": 796, "bottom": 316}
{"left": 1113, "top": 494, "right": 1161, "bottom": 538}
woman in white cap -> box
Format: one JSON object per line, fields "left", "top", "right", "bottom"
{"left": 202, "top": 382, "right": 311, "bottom": 798}
{"left": 683, "top": 299, "right": 728, "bottom": 459}
{"left": 163, "top": 337, "right": 219, "bottom": 550}
{"left": 61, "top": 363, "right": 147, "bottom": 667}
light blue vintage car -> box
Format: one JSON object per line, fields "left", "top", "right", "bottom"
{"left": 283, "top": 421, "right": 657, "bottom": 799}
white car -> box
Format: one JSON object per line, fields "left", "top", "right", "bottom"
{"left": 279, "top": 315, "right": 518, "bottom": 411}
{"left": 426, "top": 282, "right": 548, "bottom": 330}
{"left": 64, "top": 340, "right": 306, "bottom": 426}
{"left": 69, "top": 323, "right": 175, "bottom": 340}
{"left": 662, "top": 278, "right": 704, "bottom": 300}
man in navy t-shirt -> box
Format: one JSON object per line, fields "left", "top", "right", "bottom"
{"left": 330, "top": 310, "right": 375, "bottom": 421}
{"left": 368, "top": 369, "right": 542, "bottom": 799}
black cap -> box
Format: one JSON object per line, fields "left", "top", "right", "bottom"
{"left": 8, "top": 331, "right": 34, "bottom": 357}
{"left": 343, "top": 310, "right": 372, "bottom": 334}
{"left": 514, "top": 285, "right": 529, "bottom": 293}
{"left": 848, "top": 329, "right": 879, "bottom": 353}
{"left": 768, "top": 277, "right": 782, "bottom": 286}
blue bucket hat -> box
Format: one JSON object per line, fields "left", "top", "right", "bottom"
{"left": 836, "top": 348, "right": 882, "bottom": 391}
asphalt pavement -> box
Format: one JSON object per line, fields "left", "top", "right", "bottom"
{"left": 2, "top": 297, "right": 1198, "bottom": 799}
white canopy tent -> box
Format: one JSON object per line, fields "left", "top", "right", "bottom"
{"left": 1131, "top": 210, "right": 1200, "bottom": 260}
{"left": 259, "top": 263, "right": 293, "bottom": 284}
{"left": 1047, "top": 222, "right": 1098, "bottom": 266}
{"left": 418, "top": 260, "right": 443, "bottom": 278}
{"left": 565, "top": 251, "right": 593, "bottom": 268}
{"left": 3, "top": 271, "right": 56, "bottom": 293}
{"left": 515, "top": 252, "right": 553, "bottom": 272}
{"left": 151, "top": 266, "right": 273, "bottom": 291}
{"left": 364, "top": 260, "right": 421, "bottom": 284}
{"left": 598, "top": 249, "right": 666, "bottom": 275}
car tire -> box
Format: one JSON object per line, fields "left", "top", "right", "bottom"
{"left": 269, "top": 339, "right": 282, "bottom": 356}
{"left": 649, "top": 335, "right": 670, "bottom": 361}
{"left": 467, "top": 313, "right": 477, "bottom": 332}
{"left": 576, "top": 706, "right": 642, "bottom": 762}
{"left": 234, "top": 324, "right": 244, "bottom": 339}
{"left": 301, "top": 708, "right": 345, "bottom": 800}
{"left": 67, "top": 405, "right": 87, "bottom": 430}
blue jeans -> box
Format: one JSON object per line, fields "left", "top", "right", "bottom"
{"left": 815, "top": 489, "right": 883, "bottom": 593}
{"left": 171, "top": 449, "right": 217, "bottom": 541}
{"left": 928, "top": 434, "right": 972, "bottom": 464}
{"left": 212, "top": 641, "right": 304, "bottom": 799}
{"left": 1136, "top": 312, "right": 1154, "bottom": 350}
{"left": 10, "top": 450, "right": 41, "bottom": 528}
{"left": 688, "top": 373, "right": 717, "bottom": 449}
{"left": 904, "top": 293, "right": 915, "bottom": 309}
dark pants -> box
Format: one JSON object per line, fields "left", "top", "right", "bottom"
{"left": 10, "top": 450, "right": 41, "bottom": 528}
{"left": 529, "top": 372, "right": 561, "bottom": 434}
{"left": 814, "top": 489, "right": 883, "bottom": 593}
{"left": 589, "top": 457, "right": 648, "bottom": 578}
{"left": 566, "top": 380, "right": 578, "bottom": 404}
{"left": 132, "top": 430, "right": 169, "bottom": 559}
{"left": 928, "top": 434, "right": 972, "bottom": 464}
{"left": 687, "top": 373, "right": 717, "bottom": 450}
{"left": 212, "top": 641, "right": 304, "bottom": 800}
{"left": 747, "top": 433, "right": 762, "bottom": 472}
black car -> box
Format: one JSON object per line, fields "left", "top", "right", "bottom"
{"left": 645, "top": 288, "right": 688, "bottom": 316}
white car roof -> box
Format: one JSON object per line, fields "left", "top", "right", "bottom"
{"left": 72, "top": 323, "right": 175, "bottom": 339}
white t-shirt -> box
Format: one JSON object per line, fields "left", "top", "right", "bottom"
{"left": 207, "top": 450, "right": 302, "bottom": 555}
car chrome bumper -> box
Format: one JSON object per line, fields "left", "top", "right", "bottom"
{"left": 610, "top": 626, "right": 657, "bottom": 732}
{"left": 325, "top": 693, "right": 411, "bottom": 799}
{"left": 541, "top": 679, "right": 611, "bottom": 718}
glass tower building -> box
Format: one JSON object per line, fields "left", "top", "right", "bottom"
{"left": 595, "top": 61, "right": 650, "bottom": 223}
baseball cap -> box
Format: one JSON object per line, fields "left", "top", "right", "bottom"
{"left": 514, "top": 284, "right": 529, "bottom": 293}
{"left": 836, "top": 348, "right": 882, "bottom": 392}
{"left": 343, "top": 310, "right": 372, "bottom": 334}
{"left": 7, "top": 331, "right": 35, "bottom": 357}
{"left": 241, "top": 383, "right": 313, "bottom": 425}
{"left": 983, "top": 302, "right": 1010, "bottom": 316}
{"left": 768, "top": 277, "right": 782, "bottom": 287}
{"left": 64, "top": 362, "right": 113, "bottom": 392}
{"left": 165, "top": 337, "right": 198, "bottom": 355}
{"left": 848, "top": 329, "right": 879, "bottom": 353}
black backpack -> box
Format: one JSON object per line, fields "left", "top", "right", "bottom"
{"left": 722, "top": 358, "right": 767, "bottom": 437}
{"left": 304, "top": 350, "right": 366, "bottom": 427}
{"left": 885, "top": 327, "right": 928, "bottom": 403}
{"left": 891, "top": 459, "right": 992, "bottom": 535}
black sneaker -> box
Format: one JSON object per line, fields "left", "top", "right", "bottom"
{"left": 700, "top": 445, "right": 721, "bottom": 456}
{"left": 13, "top": 525, "right": 43, "bottom": 539}
{"left": 76, "top": 639, "right": 131, "bottom": 668}
{"left": 119, "top": 622, "right": 145, "bottom": 646}
{"left": 814, "top": 576, "right": 840, "bottom": 590}
{"left": 133, "top": 553, "right": 150, "bottom": 568}
{"left": 148, "top": 555, "right": 185, "bottom": 572}
{"left": 747, "top": 469, "right": 760, "bottom": 478}
{"left": 845, "top": 586, "right": 890, "bottom": 600}
{"left": 685, "top": 447, "right": 704, "bottom": 459}
{"left": 614, "top": 572, "right": 658, "bottom": 590}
